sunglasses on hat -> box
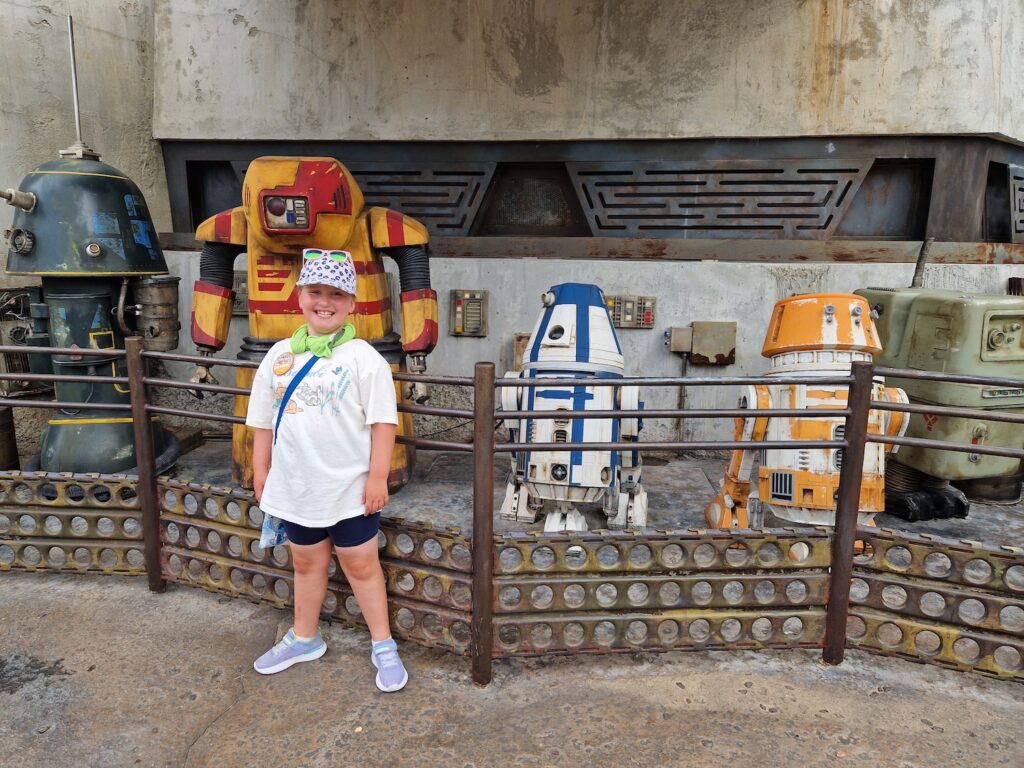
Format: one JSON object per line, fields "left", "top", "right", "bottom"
{"left": 302, "top": 248, "right": 351, "bottom": 262}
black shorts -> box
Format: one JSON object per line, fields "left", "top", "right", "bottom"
{"left": 282, "top": 513, "right": 381, "bottom": 548}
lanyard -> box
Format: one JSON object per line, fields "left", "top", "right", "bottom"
{"left": 273, "top": 354, "right": 320, "bottom": 445}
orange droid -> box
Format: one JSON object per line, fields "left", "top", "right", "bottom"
{"left": 191, "top": 156, "right": 438, "bottom": 489}
{"left": 704, "top": 294, "right": 908, "bottom": 529}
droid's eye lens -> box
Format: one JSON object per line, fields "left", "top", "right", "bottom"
{"left": 266, "top": 197, "right": 287, "bottom": 216}
{"left": 548, "top": 326, "right": 564, "bottom": 340}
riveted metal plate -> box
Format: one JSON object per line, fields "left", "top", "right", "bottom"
{"left": 493, "top": 608, "right": 825, "bottom": 657}
{"left": 0, "top": 537, "right": 145, "bottom": 573}
{"left": 159, "top": 479, "right": 473, "bottom": 573}
{"left": 1, "top": 507, "right": 142, "bottom": 539}
{"left": 494, "top": 528, "right": 831, "bottom": 575}
{"left": 159, "top": 479, "right": 256, "bottom": 530}
{"left": 848, "top": 606, "right": 1024, "bottom": 681}
{"left": 854, "top": 526, "right": 1024, "bottom": 593}
{"left": 163, "top": 546, "right": 470, "bottom": 654}
{"left": 852, "top": 571, "right": 1024, "bottom": 636}
{"left": 494, "top": 572, "right": 828, "bottom": 614}
{"left": 0, "top": 471, "right": 140, "bottom": 509}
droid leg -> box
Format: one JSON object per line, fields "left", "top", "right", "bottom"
{"left": 543, "top": 501, "right": 588, "bottom": 533}
{"left": 704, "top": 386, "right": 770, "bottom": 529}
{"left": 499, "top": 463, "right": 535, "bottom": 523}
{"left": 884, "top": 461, "right": 970, "bottom": 521}
{"left": 607, "top": 446, "right": 647, "bottom": 529}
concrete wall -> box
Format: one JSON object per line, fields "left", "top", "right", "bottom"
{"left": 152, "top": 0, "right": 1024, "bottom": 143}
{"left": 0, "top": 1, "right": 171, "bottom": 238}
{"left": 3, "top": 0, "right": 1021, "bottom": 240}
{"left": 163, "top": 251, "right": 1024, "bottom": 443}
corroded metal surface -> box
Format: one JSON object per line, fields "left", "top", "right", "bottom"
{"left": 495, "top": 528, "right": 832, "bottom": 575}
{"left": 494, "top": 609, "right": 826, "bottom": 656}
{"left": 0, "top": 471, "right": 145, "bottom": 574}
{"left": 157, "top": 479, "right": 473, "bottom": 655}
{"left": 492, "top": 528, "right": 830, "bottom": 657}
{"left": 849, "top": 527, "right": 1024, "bottom": 680}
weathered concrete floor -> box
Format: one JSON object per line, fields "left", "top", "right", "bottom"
{"left": 1, "top": 573, "right": 1021, "bottom": 768}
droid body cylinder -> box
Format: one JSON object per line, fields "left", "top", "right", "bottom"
{"left": 192, "top": 156, "right": 438, "bottom": 489}
{"left": 705, "top": 294, "right": 907, "bottom": 528}
{"left": 500, "top": 283, "right": 646, "bottom": 532}
{"left": 4, "top": 156, "right": 181, "bottom": 473}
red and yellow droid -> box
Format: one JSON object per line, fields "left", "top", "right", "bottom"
{"left": 704, "top": 293, "right": 908, "bottom": 529}
{"left": 191, "top": 156, "right": 438, "bottom": 489}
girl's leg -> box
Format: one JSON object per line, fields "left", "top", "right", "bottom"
{"left": 335, "top": 537, "right": 391, "bottom": 642}
{"left": 291, "top": 538, "right": 333, "bottom": 637}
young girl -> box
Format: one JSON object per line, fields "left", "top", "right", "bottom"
{"left": 245, "top": 248, "right": 407, "bottom": 692}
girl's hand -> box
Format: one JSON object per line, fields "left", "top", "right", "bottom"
{"left": 363, "top": 477, "right": 389, "bottom": 515}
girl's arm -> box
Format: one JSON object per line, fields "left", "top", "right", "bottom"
{"left": 252, "top": 427, "right": 272, "bottom": 502}
{"left": 363, "top": 422, "right": 397, "bottom": 515}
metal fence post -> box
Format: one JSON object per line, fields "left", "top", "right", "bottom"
{"left": 823, "top": 359, "right": 874, "bottom": 664}
{"left": 125, "top": 336, "right": 165, "bottom": 592}
{"left": 471, "top": 362, "right": 495, "bottom": 685}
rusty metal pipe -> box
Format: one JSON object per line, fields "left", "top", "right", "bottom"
{"left": 498, "top": 407, "right": 850, "bottom": 420}
{"left": 142, "top": 350, "right": 258, "bottom": 369}
{"left": 0, "top": 371, "right": 127, "bottom": 385}
{"left": 0, "top": 398, "right": 128, "bottom": 411}
{"left": 143, "top": 377, "right": 251, "bottom": 397}
{"left": 823, "top": 360, "right": 874, "bottom": 665}
{"left": 494, "top": 439, "right": 845, "bottom": 453}
{"left": 875, "top": 366, "right": 1024, "bottom": 388}
{"left": 870, "top": 399, "right": 1024, "bottom": 425}
{"left": 125, "top": 337, "right": 164, "bottom": 593}
{"left": 471, "top": 362, "right": 496, "bottom": 686}
{"left": 870, "top": 433, "right": 1024, "bottom": 460}
{"left": 497, "top": 375, "right": 853, "bottom": 387}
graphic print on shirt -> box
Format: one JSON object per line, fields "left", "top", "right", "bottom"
{"left": 289, "top": 364, "right": 353, "bottom": 417}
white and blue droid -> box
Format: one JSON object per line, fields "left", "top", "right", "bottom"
{"left": 499, "top": 283, "right": 648, "bottom": 532}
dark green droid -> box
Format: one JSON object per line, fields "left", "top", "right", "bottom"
{"left": 1, "top": 17, "right": 181, "bottom": 474}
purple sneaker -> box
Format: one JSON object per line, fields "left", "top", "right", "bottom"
{"left": 254, "top": 629, "right": 326, "bottom": 675}
{"left": 371, "top": 639, "right": 408, "bottom": 692}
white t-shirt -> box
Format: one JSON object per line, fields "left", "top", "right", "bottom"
{"left": 245, "top": 337, "right": 398, "bottom": 527}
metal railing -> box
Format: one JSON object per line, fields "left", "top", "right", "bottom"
{"left": 1, "top": 341, "right": 1021, "bottom": 685}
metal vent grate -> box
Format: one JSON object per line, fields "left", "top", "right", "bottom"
{"left": 348, "top": 163, "right": 496, "bottom": 236}
{"left": 833, "top": 425, "right": 845, "bottom": 471}
{"left": 770, "top": 471, "right": 794, "bottom": 502}
{"left": 567, "top": 159, "right": 870, "bottom": 239}
{"left": 1011, "top": 164, "right": 1024, "bottom": 244}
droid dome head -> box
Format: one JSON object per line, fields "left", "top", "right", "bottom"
{"left": 242, "top": 156, "right": 365, "bottom": 254}
{"left": 523, "top": 283, "right": 623, "bottom": 373}
{"left": 762, "top": 293, "right": 882, "bottom": 360}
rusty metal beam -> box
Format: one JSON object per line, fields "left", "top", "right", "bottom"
{"left": 160, "top": 233, "right": 1024, "bottom": 265}
{"left": 471, "top": 362, "right": 495, "bottom": 686}
{"left": 823, "top": 360, "right": 874, "bottom": 665}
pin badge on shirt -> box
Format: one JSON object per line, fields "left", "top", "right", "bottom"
{"left": 273, "top": 352, "right": 295, "bottom": 376}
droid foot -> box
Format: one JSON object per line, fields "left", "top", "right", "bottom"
{"left": 543, "top": 508, "right": 588, "bottom": 534}
{"left": 500, "top": 481, "right": 535, "bottom": 522}
{"left": 885, "top": 487, "right": 969, "bottom": 521}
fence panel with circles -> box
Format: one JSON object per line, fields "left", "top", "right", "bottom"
{"left": 491, "top": 528, "right": 831, "bottom": 656}
{"left": 158, "top": 478, "right": 474, "bottom": 655}
{"left": 848, "top": 527, "right": 1024, "bottom": 680}
{"left": 0, "top": 471, "right": 146, "bottom": 574}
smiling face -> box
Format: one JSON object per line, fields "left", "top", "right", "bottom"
{"left": 298, "top": 283, "right": 355, "bottom": 336}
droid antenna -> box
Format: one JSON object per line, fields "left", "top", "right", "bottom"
{"left": 59, "top": 16, "right": 101, "bottom": 161}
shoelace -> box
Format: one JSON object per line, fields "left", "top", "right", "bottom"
{"left": 375, "top": 648, "right": 400, "bottom": 668}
